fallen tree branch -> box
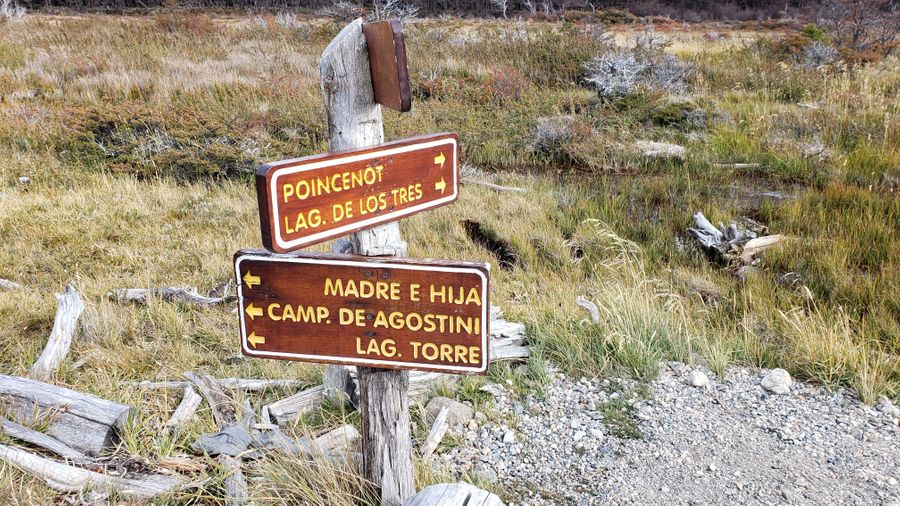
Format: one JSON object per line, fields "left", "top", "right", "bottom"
{"left": 163, "top": 386, "right": 202, "bottom": 436}
{"left": 462, "top": 179, "right": 527, "bottom": 193}
{"left": 419, "top": 406, "right": 449, "bottom": 458}
{"left": 576, "top": 296, "right": 600, "bottom": 323}
{"left": 220, "top": 455, "right": 248, "bottom": 506}
{"left": 184, "top": 372, "right": 237, "bottom": 430}
{"left": 0, "top": 416, "right": 92, "bottom": 465}
{"left": 264, "top": 386, "right": 324, "bottom": 426}
{"left": 112, "top": 288, "right": 232, "bottom": 307}
{"left": 120, "top": 378, "right": 306, "bottom": 392}
{"left": 0, "top": 443, "right": 183, "bottom": 500}
{"left": 0, "top": 278, "right": 20, "bottom": 291}
{"left": 30, "top": 285, "right": 85, "bottom": 381}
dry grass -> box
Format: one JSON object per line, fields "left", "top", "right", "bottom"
{"left": 0, "top": 12, "right": 897, "bottom": 503}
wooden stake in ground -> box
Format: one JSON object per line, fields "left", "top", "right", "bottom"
{"left": 319, "top": 19, "right": 414, "bottom": 505}
{"left": 30, "top": 285, "right": 84, "bottom": 381}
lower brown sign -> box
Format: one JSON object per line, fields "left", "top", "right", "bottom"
{"left": 234, "top": 250, "right": 490, "bottom": 374}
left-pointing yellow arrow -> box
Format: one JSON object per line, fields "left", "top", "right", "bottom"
{"left": 245, "top": 303, "right": 263, "bottom": 320}
{"left": 247, "top": 331, "right": 265, "bottom": 348}
{"left": 243, "top": 271, "right": 260, "bottom": 289}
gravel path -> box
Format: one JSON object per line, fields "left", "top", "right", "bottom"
{"left": 436, "top": 362, "right": 899, "bottom": 505}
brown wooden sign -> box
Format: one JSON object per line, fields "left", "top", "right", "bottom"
{"left": 256, "top": 133, "right": 459, "bottom": 253}
{"left": 363, "top": 20, "right": 411, "bottom": 112}
{"left": 234, "top": 250, "right": 489, "bottom": 374}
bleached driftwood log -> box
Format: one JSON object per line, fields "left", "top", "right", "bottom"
{"left": 404, "top": 482, "right": 503, "bottom": 506}
{"left": 264, "top": 386, "right": 324, "bottom": 426}
{"left": 311, "top": 424, "right": 360, "bottom": 455}
{"left": 0, "top": 416, "right": 91, "bottom": 465}
{"left": 0, "top": 278, "right": 20, "bottom": 291}
{"left": 121, "top": 378, "right": 305, "bottom": 392}
{"left": 688, "top": 212, "right": 781, "bottom": 265}
{"left": 419, "top": 406, "right": 449, "bottom": 458}
{"left": 320, "top": 18, "right": 413, "bottom": 506}
{"left": 30, "top": 285, "right": 85, "bottom": 381}
{"left": 0, "top": 443, "right": 182, "bottom": 500}
{"left": 221, "top": 455, "right": 248, "bottom": 506}
{"left": 112, "top": 287, "right": 231, "bottom": 307}
{"left": 184, "top": 372, "right": 248, "bottom": 505}
{"left": 0, "top": 375, "right": 130, "bottom": 455}
{"left": 462, "top": 179, "right": 527, "bottom": 193}
{"left": 163, "top": 385, "right": 203, "bottom": 436}
{"left": 183, "top": 372, "right": 237, "bottom": 430}
{"left": 576, "top": 296, "right": 600, "bottom": 324}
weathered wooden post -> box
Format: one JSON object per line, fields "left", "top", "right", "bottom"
{"left": 238, "top": 17, "right": 487, "bottom": 506}
{"left": 319, "top": 19, "right": 414, "bottom": 504}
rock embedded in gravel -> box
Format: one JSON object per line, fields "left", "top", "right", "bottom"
{"left": 876, "top": 396, "right": 899, "bottom": 418}
{"left": 689, "top": 370, "right": 709, "bottom": 388}
{"left": 426, "top": 396, "right": 475, "bottom": 426}
{"left": 760, "top": 368, "right": 793, "bottom": 395}
{"left": 503, "top": 430, "right": 515, "bottom": 444}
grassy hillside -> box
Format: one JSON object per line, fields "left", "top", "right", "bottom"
{"left": 0, "top": 13, "right": 897, "bottom": 503}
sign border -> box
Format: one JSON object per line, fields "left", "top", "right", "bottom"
{"left": 257, "top": 133, "right": 459, "bottom": 253}
{"left": 234, "top": 251, "right": 490, "bottom": 374}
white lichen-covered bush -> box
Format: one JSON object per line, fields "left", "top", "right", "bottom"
{"left": 531, "top": 116, "right": 575, "bottom": 154}
{"left": 318, "top": 0, "right": 363, "bottom": 21}
{"left": 0, "top": 0, "right": 26, "bottom": 21}
{"left": 583, "top": 51, "right": 649, "bottom": 98}
{"left": 801, "top": 41, "right": 839, "bottom": 69}
{"left": 583, "top": 29, "right": 694, "bottom": 99}
{"left": 368, "top": 0, "right": 419, "bottom": 21}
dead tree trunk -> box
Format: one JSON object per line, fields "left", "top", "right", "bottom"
{"left": 319, "top": 19, "right": 414, "bottom": 506}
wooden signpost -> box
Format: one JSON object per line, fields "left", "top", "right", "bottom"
{"left": 235, "top": 250, "right": 489, "bottom": 373}
{"left": 256, "top": 133, "right": 459, "bottom": 253}
{"left": 235, "top": 18, "right": 486, "bottom": 506}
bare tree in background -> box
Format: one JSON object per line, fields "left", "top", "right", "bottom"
{"left": 491, "top": 0, "right": 508, "bottom": 18}
{"left": 818, "top": 0, "right": 899, "bottom": 56}
{"left": 370, "top": 0, "right": 419, "bottom": 21}
{"left": 0, "top": 0, "right": 26, "bottom": 20}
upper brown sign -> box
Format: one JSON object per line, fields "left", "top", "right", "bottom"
{"left": 256, "top": 133, "right": 459, "bottom": 253}
{"left": 235, "top": 249, "right": 490, "bottom": 374}
{"left": 363, "top": 20, "right": 411, "bottom": 112}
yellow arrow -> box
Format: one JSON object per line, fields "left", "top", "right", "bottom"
{"left": 247, "top": 331, "right": 265, "bottom": 348}
{"left": 435, "top": 177, "right": 447, "bottom": 195}
{"left": 245, "top": 303, "right": 263, "bottom": 320}
{"left": 243, "top": 271, "right": 260, "bottom": 289}
{"left": 434, "top": 152, "right": 446, "bottom": 169}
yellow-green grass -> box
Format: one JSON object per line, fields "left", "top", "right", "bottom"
{"left": 0, "top": 13, "right": 897, "bottom": 503}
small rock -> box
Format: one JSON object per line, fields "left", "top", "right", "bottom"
{"left": 875, "top": 396, "right": 900, "bottom": 418}
{"left": 761, "top": 368, "right": 793, "bottom": 395}
{"left": 573, "top": 431, "right": 585, "bottom": 442}
{"left": 426, "top": 397, "right": 475, "bottom": 426}
{"left": 689, "top": 370, "right": 709, "bottom": 388}
{"left": 502, "top": 430, "right": 515, "bottom": 444}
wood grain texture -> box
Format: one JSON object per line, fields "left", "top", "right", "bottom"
{"left": 362, "top": 20, "right": 411, "bottom": 112}
{"left": 183, "top": 372, "right": 237, "bottom": 429}
{"left": 419, "top": 405, "right": 449, "bottom": 458}
{"left": 264, "top": 385, "right": 324, "bottom": 425}
{"left": 359, "top": 366, "right": 415, "bottom": 505}
{"left": 0, "top": 443, "right": 182, "bottom": 499}
{"left": 162, "top": 385, "right": 202, "bottom": 436}
{"left": 403, "top": 482, "right": 504, "bottom": 506}
{"left": 0, "top": 375, "right": 130, "bottom": 456}
{"left": 320, "top": 19, "right": 415, "bottom": 504}
{"left": 30, "top": 285, "right": 84, "bottom": 381}
{"left": 0, "top": 416, "right": 92, "bottom": 465}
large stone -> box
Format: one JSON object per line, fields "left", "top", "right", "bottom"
{"left": 635, "top": 140, "right": 686, "bottom": 159}
{"left": 688, "top": 370, "right": 710, "bottom": 388}
{"left": 760, "top": 368, "right": 792, "bottom": 395}
{"left": 426, "top": 397, "right": 475, "bottom": 426}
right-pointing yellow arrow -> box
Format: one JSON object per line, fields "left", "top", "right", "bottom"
{"left": 245, "top": 303, "right": 263, "bottom": 320}
{"left": 435, "top": 177, "right": 447, "bottom": 194}
{"left": 434, "top": 152, "right": 446, "bottom": 168}
{"left": 247, "top": 331, "right": 265, "bottom": 348}
{"left": 243, "top": 271, "right": 260, "bottom": 289}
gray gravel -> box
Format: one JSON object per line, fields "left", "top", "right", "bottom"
{"left": 435, "top": 362, "right": 899, "bottom": 505}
